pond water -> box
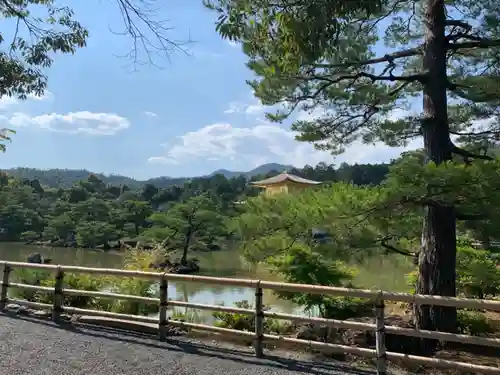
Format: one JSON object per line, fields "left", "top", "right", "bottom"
{"left": 0, "top": 243, "right": 301, "bottom": 319}
{"left": 0, "top": 243, "right": 414, "bottom": 321}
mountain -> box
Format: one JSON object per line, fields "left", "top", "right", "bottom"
{"left": 1, "top": 163, "right": 294, "bottom": 189}
{"left": 247, "top": 163, "right": 293, "bottom": 177}
{"left": 210, "top": 163, "right": 293, "bottom": 179}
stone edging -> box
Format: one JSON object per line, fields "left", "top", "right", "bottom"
{"left": 2, "top": 303, "right": 186, "bottom": 337}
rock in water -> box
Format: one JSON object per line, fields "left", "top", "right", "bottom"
{"left": 26, "top": 253, "right": 52, "bottom": 264}
{"left": 27, "top": 253, "right": 43, "bottom": 264}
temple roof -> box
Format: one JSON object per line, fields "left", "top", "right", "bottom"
{"left": 250, "top": 172, "right": 322, "bottom": 186}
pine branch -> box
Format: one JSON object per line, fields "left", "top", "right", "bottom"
{"left": 450, "top": 144, "right": 494, "bottom": 161}
{"left": 380, "top": 240, "right": 416, "bottom": 257}
{"left": 445, "top": 20, "right": 473, "bottom": 31}
{"left": 313, "top": 47, "right": 421, "bottom": 69}
{"left": 301, "top": 71, "right": 425, "bottom": 84}
{"left": 449, "top": 39, "right": 500, "bottom": 51}
{"left": 450, "top": 130, "right": 500, "bottom": 137}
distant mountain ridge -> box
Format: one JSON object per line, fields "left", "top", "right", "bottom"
{"left": 2, "top": 163, "right": 293, "bottom": 189}
{"left": 209, "top": 163, "right": 293, "bottom": 179}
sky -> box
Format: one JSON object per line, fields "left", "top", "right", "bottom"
{"left": 0, "top": 0, "right": 421, "bottom": 179}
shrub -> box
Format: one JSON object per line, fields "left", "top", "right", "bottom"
{"left": 20, "top": 231, "right": 40, "bottom": 242}
{"left": 320, "top": 296, "right": 374, "bottom": 320}
{"left": 10, "top": 268, "right": 52, "bottom": 302}
{"left": 456, "top": 246, "right": 500, "bottom": 299}
{"left": 10, "top": 248, "right": 161, "bottom": 315}
{"left": 40, "top": 272, "right": 105, "bottom": 309}
{"left": 457, "top": 310, "right": 495, "bottom": 335}
{"left": 265, "top": 246, "right": 364, "bottom": 319}
{"left": 106, "top": 248, "right": 159, "bottom": 315}
{"left": 212, "top": 300, "right": 293, "bottom": 334}
{"left": 406, "top": 245, "right": 500, "bottom": 299}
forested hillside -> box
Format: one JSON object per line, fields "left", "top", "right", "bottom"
{"left": 2, "top": 162, "right": 390, "bottom": 189}
{"left": 0, "top": 161, "right": 391, "bottom": 251}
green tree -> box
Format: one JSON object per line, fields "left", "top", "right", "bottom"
{"left": 208, "top": 0, "right": 500, "bottom": 336}
{"left": 46, "top": 213, "right": 76, "bottom": 241}
{"left": 122, "top": 200, "right": 152, "bottom": 235}
{"left": 75, "top": 221, "right": 118, "bottom": 248}
{"left": 144, "top": 194, "right": 226, "bottom": 265}
{"left": 234, "top": 184, "right": 421, "bottom": 316}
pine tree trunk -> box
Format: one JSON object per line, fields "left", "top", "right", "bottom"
{"left": 181, "top": 228, "right": 192, "bottom": 265}
{"left": 414, "top": 0, "right": 457, "bottom": 347}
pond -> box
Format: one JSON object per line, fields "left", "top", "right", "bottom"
{"left": 0, "top": 243, "right": 414, "bottom": 321}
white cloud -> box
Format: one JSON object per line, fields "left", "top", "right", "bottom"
{"left": 144, "top": 111, "right": 157, "bottom": 117}
{"left": 224, "top": 97, "right": 266, "bottom": 116}
{"left": 0, "top": 91, "right": 53, "bottom": 110}
{"left": 5, "top": 111, "right": 130, "bottom": 136}
{"left": 226, "top": 40, "right": 238, "bottom": 48}
{"left": 148, "top": 122, "right": 420, "bottom": 168}
{"left": 0, "top": 96, "right": 18, "bottom": 110}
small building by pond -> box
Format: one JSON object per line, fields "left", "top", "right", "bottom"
{"left": 250, "top": 171, "right": 321, "bottom": 196}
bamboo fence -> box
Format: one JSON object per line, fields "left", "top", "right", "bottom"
{"left": 1, "top": 261, "right": 500, "bottom": 375}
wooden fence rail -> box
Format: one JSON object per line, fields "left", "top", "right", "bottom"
{"left": 1, "top": 261, "right": 500, "bottom": 375}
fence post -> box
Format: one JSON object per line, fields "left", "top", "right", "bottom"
{"left": 0, "top": 263, "right": 11, "bottom": 311}
{"left": 254, "top": 280, "right": 264, "bottom": 358}
{"left": 375, "top": 291, "right": 387, "bottom": 375}
{"left": 158, "top": 273, "right": 169, "bottom": 341}
{"left": 52, "top": 266, "right": 64, "bottom": 323}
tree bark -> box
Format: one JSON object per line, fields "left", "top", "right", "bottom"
{"left": 181, "top": 227, "right": 192, "bottom": 265}
{"left": 414, "top": 0, "right": 457, "bottom": 347}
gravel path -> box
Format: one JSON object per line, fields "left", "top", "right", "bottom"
{"left": 0, "top": 315, "right": 376, "bottom": 375}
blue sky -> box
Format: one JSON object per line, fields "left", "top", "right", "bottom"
{"left": 0, "top": 1, "right": 419, "bottom": 179}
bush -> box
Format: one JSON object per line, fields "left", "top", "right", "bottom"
{"left": 457, "top": 310, "right": 496, "bottom": 335}
{"left": 320, "top": 296, "right": 374, "bottom": 320}
{"left": 406, "top": 245, "right": 500, "bottom": 299}
{"left": 20, "top": 231, "right": 40, "bottom": 242}
{"left": 456, "top": 246, "right": 500, "bottom": 299}
{"left": 10, "top": 268, "right": 52, "bottom": 302}
{"left": 265, "top": 246, "right": 363, "bottom": 319}
{"left": 10, "top": 248, "right": 160, "bottom": 315}
{"left": 106, "top": 248, "right": 159, "bottom": 315}
{"left": 213, "top": 300, "right": 293, "bottom": 334}
{"left": 40, "top": 272, "right": 106, "bottom": 308}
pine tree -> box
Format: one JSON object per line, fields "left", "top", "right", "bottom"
{"left": 207, "top": 0, "right": 500, "bottom": 340}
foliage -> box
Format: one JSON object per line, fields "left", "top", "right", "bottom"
{"left": 10, "top": 268, "right": 52, "bottom": 302}
{"left": 40, "top": 273, "right": 105, "bottom": 309}
{"left": 0, "top": 0, "right": 88, "bottom": 100}
{"left": 0, "top": 129, "right": 15, "bottom": 153}
{"left": 456, "top": 247, "right": 500, "bottom": 299}
{"left": 143, "top": 194, "right": 228, "bottom": 264}
{"left": 234, "top": 184, "right": 414, "bottom": 318}
{"left": 0, "top": 162, "right": 391, "bottom": 250}
{"left": 212, "top": 300, "right": 293, "bottom": 334}
{"left": 10, "top": 249, "right": 161, "bottom": 314}
{"left": 457, "top": 310, "right": 497, "bottom": 336}
{"left": 406, "top": 245, "right": 500, "bottom": 299}
{"left": 105, "top": 249, "right": 159, "bottom": 315}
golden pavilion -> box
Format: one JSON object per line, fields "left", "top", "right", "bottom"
{"left": 250, "top": 171, "right": 321, "bottom": 196}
